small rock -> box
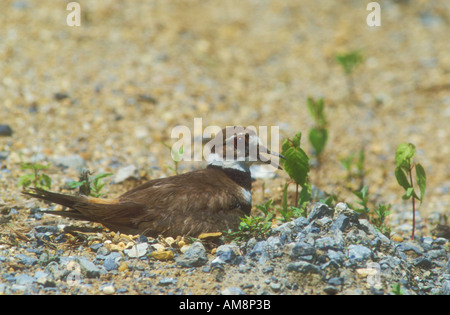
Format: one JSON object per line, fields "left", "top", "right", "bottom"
{"left": 176, "top": 242, "right": 208, "bottom": 267}
{"left": 158, "top": 277, "right": 177, "bottom": 286}
{"left": 103, "top": 253, "right": 122, "bottom": 271}
{"left": 289, "top": 242, "right": 316, "bottom": 260}
{"left": 77, "top": 257, "right": 103, "bottom": 278}
{"left": 270, "top": 282, "right": 282, "bottom": 292}
{"left": 330, "top": 214, "right": 350, "bottom": 232}
{"left": 15, "top": 274, "right": 34, "bottom": 285}
{"left": 286, "top": 261, "right": 321, "bottom": 274}
{"left": 347, "top": 245, "right": 372, "bottom": 262}
{"left": 308, "top": 203, "right": 332, "bottom": 221}
{"left": 0, "top": 124, "right": 13, "bottom": 137}
{"left": 113, "top": 165, "right": 140, "bottom": 183}
{"left": 102, "top": 285, "right": 115, "bottom": 295}
{"left": 221, "top": 287, "right": 245, "bottom": 295}
{"left": 53, "top": 154, "right": 86, "bottom": 170}
{"left": 15, "top": 254, "right": 38, "bottom": 266}
{"left": 323, "top": 286, "right": 339, "bottom": 295}
{"left": 150, "top": 250, "right": 174, "bottom": 261}
{"left": 216, "top": 244, "right": 243, "bottom": 265}
{"left": 413, "top": 257, "right": 432, "bottom": 269}
{"left": 126, "top": 243, "right": 148, "bottom": 258}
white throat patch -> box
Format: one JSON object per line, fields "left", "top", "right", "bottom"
{"left": 207, "top": 153, "right": 251, "bottom": 173}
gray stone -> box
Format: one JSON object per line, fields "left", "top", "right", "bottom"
{"left": 308, "top": 203, "right": 332, "bottom": 221}
{"left": 331, "top": 214, "right": 350, "bottom": 232}
{"left": 286, "top": 261, "right": 321, "bottom": 274}
{"left": 103, "top": 253, "right": 122, "bottom": 271}
{"left": 113, "top": 165, "right": 140, "bottom": 183}
{"left": 53, "top": 154, "right": 86, "bottom": 170}
{"left": 413, "top": 257, "right": 432, "bottom": 269}
{"left": 221, "top": 287, "right": 245, "bottom": 295}
{"left": 176, "top": 242, "right": 208, "bottom": 267}
{"left": 347, "top": 245, "right": 372, "bottom": 261}
{"left": 126, "top": 243, "right": 148, "bottom": 258}
{"left": 77, "top": 257, "right": 103, "bottom": 278}
{"left": 15, "top": 254, "right": 38, "bottom": 266}
{"left": 289, "top": 242, "right": 316, "bottom": 260}
{"left": 0, "top": 125, "right": 13, "bottom": 136}
{"left": 15, "top": 274, "right": 34, "bottom": 285}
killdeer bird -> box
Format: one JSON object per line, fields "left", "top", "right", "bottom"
{"left": 24, "top": 126, "right": 284, "bottom": 237}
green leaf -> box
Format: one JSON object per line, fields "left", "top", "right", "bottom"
{"left": 415, "top": 163, "right": 426, "bottom": 203}
{"left": 291, "top": 132, "right": 302, "bottom": 149}
{"left": 308, "top": 128, "right": 328, "bottom": 156}
{"left": 41, "top": 174, "right": 52, "bottom": 189}
{"left": 395, "top": 167, "right": 411, "bottom": 191}
{"left": 68, "top": 180, "right": 86, "bottom": 189}
{"left": 402, "top": 187, "right": 415, "bottom": 200}
{"left": 298, "top": 182, "right": 311, "bottom": 209}
{"left": 395, "top": 143, "right": 416, "bottom": 169}
{"left": 282, "top": 146, "right": 309, "bottom": 187}
{"left": 18, "top": 174, "right": 35, "bottom": 188}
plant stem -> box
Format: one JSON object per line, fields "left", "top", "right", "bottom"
{"left": 295, "top": 184, "right": 299, "bottom": 208}
{"left": 409, "top": 166, "right": 416, "bottom": 240}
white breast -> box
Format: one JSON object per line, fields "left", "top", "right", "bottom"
{"left": 241, "top": 187, "right": 252, "bottom": 205}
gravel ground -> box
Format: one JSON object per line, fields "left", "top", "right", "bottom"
{"left": 0, "top": 1, "right": 449, "bottom": 295}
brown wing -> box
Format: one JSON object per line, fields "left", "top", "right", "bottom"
{"left": 119, "top": 168, "right": 250, "bottom": 236}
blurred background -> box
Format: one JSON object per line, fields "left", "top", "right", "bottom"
{"left": 0, "top": 0, "right": 449, "bottom": 234}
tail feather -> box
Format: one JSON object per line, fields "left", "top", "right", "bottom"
{"left": 23, "top": 188, "right": 147, "bottom": 234}
{"left": 23, "top": 188, "right": 83, "bottom": 209}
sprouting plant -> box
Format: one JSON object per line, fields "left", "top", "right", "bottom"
{"left": 276, "top": 183, "right": 306, "bottom": 222}
{"left": 391, "top": 282, "right": 404, "bottom": 295}
{"left": 335, "top": 50, "right": 363, "bottom": 100}
{"left": 394, "top": 143, "right": 426, "bottom": 240}
{"left": 280, "top": 132, "right": 311, "bottom": 214}
{"left": 18, "top": 162, "right": 52, "bottom": 190}
{"left": 350, "top": 185, "right": 370, "bottom": 215}
{"left": 340, "top": 148, "right": 367, "bottom": 190}
{"left": 307, "top": 97, "right": 328, "bottom": 163}
{"left": 163, "top": 142, "right": 184, "bottom": 175}
{"left": 348, "top": 185, "right": 393, "bottom": 237}
{"left": 223, "top": 200, "right": 274, "bottom": 243}
{"left": 68, "top": 171, "right": 113, "bottom": 197}
{"left": 372, "top": 203, "right": 392, "bottom": 236}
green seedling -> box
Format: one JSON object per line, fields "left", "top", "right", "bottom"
{"left": 391, "top": 283, "right": 404, "bottom": 295}
{"left": 350, "top": 185, "right": 370, "bottom": 215}
{"left": 163, "top": 142, "right": 184, "bottom": 175}
{"left": 335, "top": 50, "right": 363, "bottom": 101}
{"left": 18, "top": 162, "right": 52, "bottom": 190}
{"left": 340, "top": 148, "right": 367, "bottom": 190}
{"left": 68, "top": 171, "right": 113, "bottom": 198}
{"left": 394, "top": 143, "right": 426, "bottom": 240}
{"left": 280, "top": 132, "right": 311, "bottom": 214}
{"left": 307, "top": 97, "right": 328, "bottom": 161}
{"left": 276, "top": 183, "right": 306, "bottom": 222}
{"left": 372, "top": 203, "right": 392, "bottom": 236}
{"left": 223, "top": 200, "right": 274, "bottom": 243}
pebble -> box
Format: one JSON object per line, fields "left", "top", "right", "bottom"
{"left": 53, "top": 154, "right": 86, "bottom": 170}
{"left": 221, "top": 287, "right": 245, "bottom": 295}
{"left": 150, "top": 250, "right": 174, "bottom": 261}
{"left": 113, "top": 165, "right": 140, "bottom": 183}
{"left": 176, "top": 242, "right": 208, "bottom": 267}
{"left": 126, "top": 243, "right": 148, "bottom": 258}
{"left": 308, "top": 203, "right": 332, "bottom": 222}
{"left": 347, "top": 245, "right": 372, "bottom": 262}
{"left": 102, "top": 285, "right": 115, "bottom": 295}
{"left": 286, "top": 261, "right": 322, "bottom": 274}
{"left": 0, "top": 124, "right": 13, "bottom": 136}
